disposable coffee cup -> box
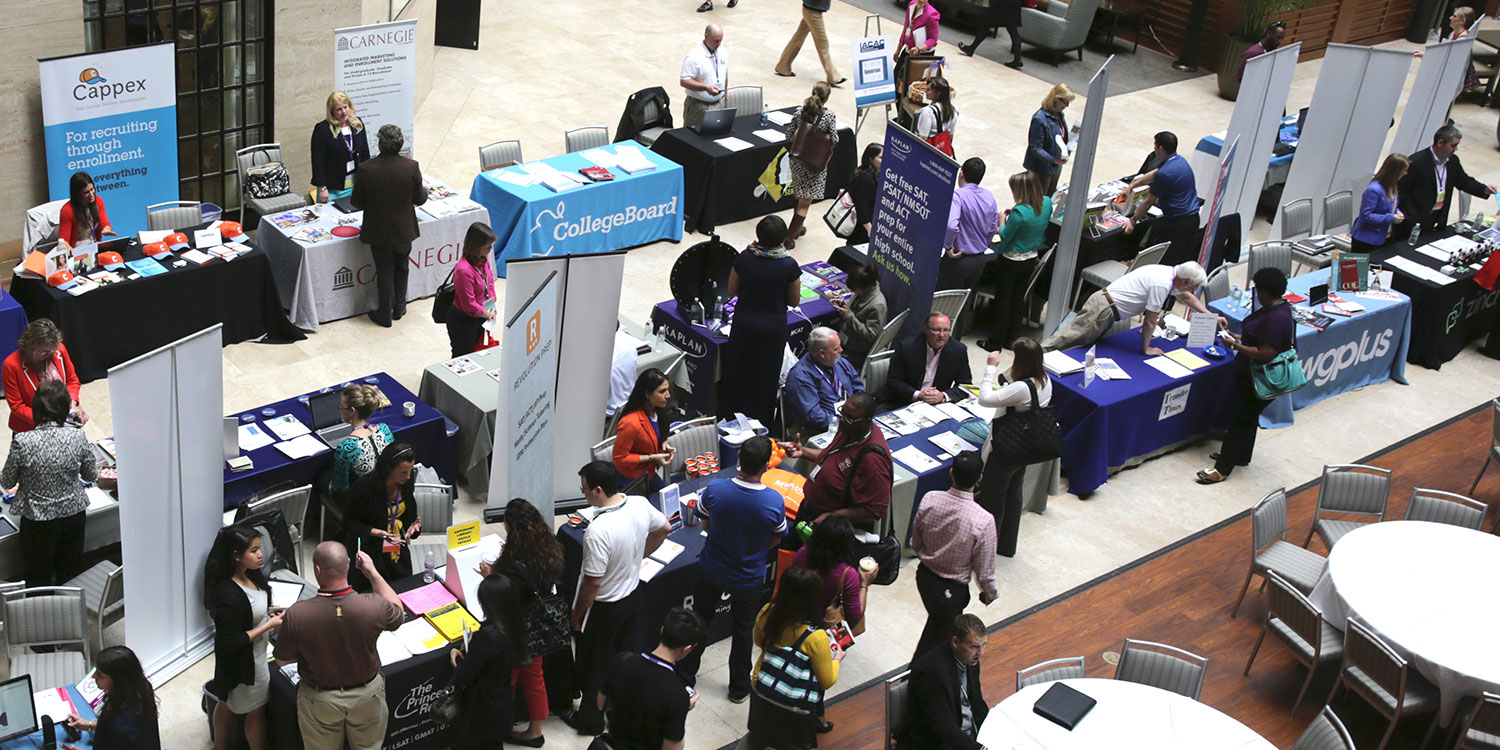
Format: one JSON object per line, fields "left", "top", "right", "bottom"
{"left": 402, "top": 401, "right": 416, "bottom": 418}
{"left": 859, "top": 557, "right": 877, "bottom": 574}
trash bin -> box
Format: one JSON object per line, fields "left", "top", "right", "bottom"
{"left": 200, "top": 202, "right": 223, "bottom": 225}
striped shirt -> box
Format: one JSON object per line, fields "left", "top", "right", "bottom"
{"left": 910, "top": 488, "right": 998, "bottom": 603}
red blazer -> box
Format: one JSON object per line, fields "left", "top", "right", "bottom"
{"left": 612, "top": 408, "right": 664, "bottom": 481}
{"left": 59, "top": 197, "right": 110, "bottom": 246}
{"left": 3, "top": 345, "right": 83, "bottom": 432}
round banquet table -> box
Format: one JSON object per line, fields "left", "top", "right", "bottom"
{"left": 1308, "top": 520, "right": 1500, "bottom": 724}
{"left": 975, "top": 678, "right": 1275, "bottom": 750}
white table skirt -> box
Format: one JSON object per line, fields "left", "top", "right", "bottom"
{"left": 1308, "top": 520, "right": 1500, "bottom": 724}
{"left": 977, "top": 678, "right": 1274, "bottom": 750}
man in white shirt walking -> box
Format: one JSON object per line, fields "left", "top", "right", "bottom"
{"left": 681, "top": 24, "right": 728, "bottom": 126}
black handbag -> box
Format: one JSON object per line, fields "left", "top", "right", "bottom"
{"left": 840, "top": 443, "right": 901, "bottom": 586}
{"left": 430, "top": 267, "right": 457, "bottom": 324}
{"left": 525, "top": 591, "right": 572, "bottom": 658}
{"left": 986, "top": 380, "right": 1063, "bottom": 466}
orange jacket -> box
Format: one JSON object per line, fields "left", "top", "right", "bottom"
{"left": 612, "top": 408, "right": 664, "bottom": 481}
{"left": 3, "top": 345, "right": 82, "bottom": 433}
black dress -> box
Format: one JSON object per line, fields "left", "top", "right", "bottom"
{"left": 450, "top": 625, "right": 518, "bottom": 749}
{"left": 846, "top": 171, "right": 878, "bottom": 245}
{"left": 720, "top": 251, "right": 799, "bottom": 424}
{"left": 342, "top": 472, "right": 418, "bottom": 587}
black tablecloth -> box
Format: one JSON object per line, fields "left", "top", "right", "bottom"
{"left": 652, "top": 107, "right": 858, "bottom": 234}
{"left": 10, "top": 240, "right": 303, "bottom": 382}
{"left": 1369, "top": 229, "right": 1500, "bottom": 369}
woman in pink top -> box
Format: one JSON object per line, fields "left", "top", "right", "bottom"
{"left": 896, "top": 0, "right": 939, "bottom": 56}
{"left": 446, "top": 222, "right": 497, "bottom": 357}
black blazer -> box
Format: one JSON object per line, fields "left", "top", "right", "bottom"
{"left": 887, "top": 335, "right": 972, "bottom": 406}
{"left": 351, "top": 152, "right": 427, "bottom": 246}
{"left": 902, "top": 646, "right": 988, "bottom": 750}
{"left": 309, "top": 121, "right": 371, "bottom": 191}
{"left": 343, "top": 473, "right": 419, "bottom": 584}
{"left": 206, "top": 577, "right": 262, "bottom": 698}
{"left": 1396, "top": 147, "right": 1490, "bottom": 240}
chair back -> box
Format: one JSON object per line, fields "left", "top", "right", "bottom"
{"left": 1293, "top": 706, "right": 1357, "bottom": 750}
{"left": 667, "top": 417, "right": 718, "bottom": 476}
{"left": 413, "top": 483, "right": 455, "bottom": 533}
{"left": 479, "top": 139, "right": 523, "bottom": 171}
{"left": 1280, "top": 198, "right": 1315, "bottom": 241}
{"left": 884, "top": 669, "right": 912, "bottom": 750}
{"left": 1022, "top": 244, "right": 1057, "bottom": 302}
{"left": 565, "top": 126, "right": 610, "bottom": 153}
{"left": 1265, "top": 571, "right": 1326, "bottom": 662}
{"left": 1458, "top": 692, "right": 1500, "bottom": 749}
{"left": 723, "top": 86, "right": 763, "bottom": 117}
{"left": 869, "top": 310, "right": 909, "bottom": 358}
{"left": 100, "top": 565, "right": 126, "bottom": 621}
{"left": 930, "top": 289, "right": 970, "bottom": 325}
{"left": 641, "top": 98, "right": 663, "bottom": 127}
{"left": 1017, "top": 656, "right": 1086, "bottom": 690}
{"left": 1251, "top": 487, "right": 1290, "bottom": 552}
{"left": 1316, "top": 464, "right": 1391, "bottom": 517}
{"left": 1204, "top": 263, "right": 1232, "bottom": 304}
{"left": 1322, "top": 191, "right": 1354, "bottom": 236}
{"left": 1491, "top": 397, "right": 1500, "bottom": 445}
{"left": 146, "top": 201, "right": 203, "bottom": 232}
{"left": 2, "top": 587, "right": 88, "bottom": 652}
{"left": 1343, "top": 617, "right": 1410, "bottom": 714}
{"left": 241, "top": 509, "right": 300, "bottom": 575}
{"left": 1114, "top": 638, "right": 1209, "bottom": 700}
{"left": 1131, "top": 241, "right": 1171, "bottom": 271}
{"left": 591, "top": 436, "right": 616, "bottom": 464}
{"left": 862, "top": 350, "right": 894, "bottom": 404}
{"left": 1406, "top": 488, "right": 1487, "bottom": 530}
{"left": 246, "top": 485, "right": 312, "bottom": 536}
{"left": 1248, "top": 241, "right": 1295, "bottom": 279}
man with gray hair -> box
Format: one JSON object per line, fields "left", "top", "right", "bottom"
{"left": 783, "top": 326, "right": 864, "bottom": 436}
{"left": 1042, "top": 262, "right": 1222, "bottom": 355}
{"left": 351, "top": 123, "right": 427, "bottom": 327}
{"left": 1396, "top": 124, "right": 1496, "bottom": 241}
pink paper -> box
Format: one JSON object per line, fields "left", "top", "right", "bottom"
{"left": 397, "top": 581, "right": 457, "bottom": 616}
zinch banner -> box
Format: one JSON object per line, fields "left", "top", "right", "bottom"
{"left": 39, "top": 43, "right": 178, "bottom": 239}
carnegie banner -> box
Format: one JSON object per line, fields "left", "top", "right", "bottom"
{"left": 869, "top": 123, "right": 958, "bottom": 338}
{"left": 335, "top": 20, "right": 418, "bottom": 157}
{"left": 39, "top": 43, "right": 178, "bottom": 238}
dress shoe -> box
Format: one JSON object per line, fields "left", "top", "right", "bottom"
{"left": 977, "top": 339, "right": 1002, "bottom": 353}
{"left": 392, "top": 307, "right": 406, "bottom": 321}
{"left": 1479, "top": 346, "right": 1500, "bottom": 360}
{"left": 728, "top": 0, "right": 737, "bottom": 7}
{"left": 774, "top": 69, "right": 796, "bottom": 77}
{"left": 697, "top": 0, "right": 713, "bottom": 11}
{"left": 816, "top": 719, "right": 835, "bottom": 733}
{"left": 1005, "top": 58, "right": 1024, "bottom": 69}
{"left": 557, "top": 708, "right": 603, "bottom": 736}
{"left": 728, "top": 688, "right": 750, "bottom": 704}
{"left": 959, "top": 41, "right": 979, "bottom": 57}
{"left": 830, "top": 77, "right": 848, "bottom": 87}
{"left": 367, "top": 313, "right": 392, "bottom": 328}
{"left": 507, "top": 734, "right": 546, "bottom": 747}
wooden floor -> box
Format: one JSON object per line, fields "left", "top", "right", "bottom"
{"left": 814, "top": 403, "right": 1498, "bottom": 750}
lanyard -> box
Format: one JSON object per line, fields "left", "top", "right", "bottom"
{"left": 342, "top": 129, "right": 355, "bottom": 158}
{"left": 23, "top": 356, "right": 60, "bottom": 392}
{"left": 642, "top": 653, "right": 677, "bottom": 673}
{"left": 317, "top": 587, "right": 355, "bottom": 597}
{"left": 815, "top": 364, "right": 843, "bottom": 400}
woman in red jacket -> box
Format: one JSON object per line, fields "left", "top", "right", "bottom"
{"left": 58, "top": 172, "right": 113, "bottom": 250}
{"left": 611, "top": 369, "right": 675, "bottom": 494}
{"left": 2, "top": 319, "right": 84, "bottom": 432}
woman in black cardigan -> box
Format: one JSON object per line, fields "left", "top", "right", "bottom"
{"left": 203, "top": 524, "right": 282, "bottom": 750}
{"left": 343, "top": 442, "right": 421, "bottom": 589}
{"left": 310, "top": 90, "right": 371, "bottom": 204}
{"left": 448, "top": 574, "right": 528, "bottom": 749}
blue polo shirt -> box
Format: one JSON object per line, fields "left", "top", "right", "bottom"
{"left": 1151, "top": 153, "right": 1201, "bottom": 218}
{"left": 695, "top": 477, "right": 788, "bottom": 590}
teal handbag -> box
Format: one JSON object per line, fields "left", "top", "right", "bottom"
{"left": 1251, "top": 348, "right": 1307, "bottom": 400}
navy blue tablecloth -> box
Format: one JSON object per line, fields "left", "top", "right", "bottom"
{"left": 0, "top": 293, "right": 28, "bottom": 390}
{"left": 884, "top": 417, "right": 985, "bottom": 546}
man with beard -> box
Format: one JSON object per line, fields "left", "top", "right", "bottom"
{"left": 1237, "top": 22, "right": 1286, "bottom": 83}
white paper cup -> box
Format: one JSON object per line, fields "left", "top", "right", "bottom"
{"left": 402, "top": 401, "right": 416, "bottom": 418}
{"left": 859, "top": 556, "right": 877, "bottom": 574}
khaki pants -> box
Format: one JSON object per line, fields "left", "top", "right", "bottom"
{"left": 776, "top": 7, "right": 841, "bottom": 83}
{"left": 297, "top": 674, "right": 388, "bottom": 750}
{"left": 683, "top": 96, "right": 720, "bottom": 127}
{"left": 1041, "top": 289, "right": 1118, "bottom": 352}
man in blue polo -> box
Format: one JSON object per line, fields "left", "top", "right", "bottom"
{"left": 677, "top": 435, "right": 787, "bottom": 703}
{"left": 1121, "top": 131, "right": 1203, "bottom": 266}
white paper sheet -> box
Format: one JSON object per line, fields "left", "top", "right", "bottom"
{"left": 580, "top": 148, "right": 619, "bottom": 168}
{"left": 714, "top": 136, "right": 755, "bottom": 152}
{"left": 395, "top": 618, "right": 447, "bottom": 654}
{"left": 612, "top": 144, "right": 657, "bottom": 174}
{"left": 494, "top": 170, "right": 539, "bottom": 188}
{"left": 649, "top": 539, "right": 685, "bottom": 565}
{"left": 891, "top": 445, "right": 941, "bottom": 473}
{"left": 263, "top": 414, "right": 311, "bottom": 441}
{"left": 1143, "top": 356, "right": 1193, "bottom": 379}
{"left": 907, "top": 402, "right": 949, "bottom": 424}
{"left": 33, "top": 687, "right": 73, "bottom": 724}
{"left": 766, "top": 110, "right": 795, "bottom": 126}
{"left": 1043, "top": 350, "right": 1084, "bottom": 375}
{"left": 85, "top": 487, "right": 115, "bottom": 512}
{"left": 274, "top": 434, "right": 328, "bottom": 459}
{"left": 1186, "top": 311, "right": 1219, "bottom": 348}
{"left": 935, "top": 402, "right": 973, "bottom": 422}
{"left": 640, "top": 558, "right": 665, "bottom": 582}
{"left": 137, "top": 229, "right": 170, "bottom": 245}
{"left": 193, "top": 228, "right": 221, "bottom": 249}
{"left": 1093, "top": 358, "right": 1131, "bottom": 380}
{"left": 238, "top": 423, "right": 275, "bottom": 451}
{"left": 377, "top": 631, "right": 413, "bottom": 667}
{"left": 927, "top": 432, "right": 978, "bottom": 457}
{"left": 269, "top": 580, "right": 305, "bottom": 609}
{"left": 752, "top": 128, "right": 787, "bottom": 143}
{"left": 1387, "top": 255, "right": 1457, "bottom": 285}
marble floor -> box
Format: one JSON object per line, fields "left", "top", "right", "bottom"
{"left": 12, "top": 2, "right": 1500, "bottom": 747}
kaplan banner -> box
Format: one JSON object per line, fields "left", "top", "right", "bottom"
{"left": 39, "top": 43, "right": 178, "bottom": 238}
{"left": 335, "top": 20, "right": 418, "bottom": 157}
{"left": 869, "top": 124, "right": 958, "bottom": 338}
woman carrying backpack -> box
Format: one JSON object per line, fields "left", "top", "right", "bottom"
{"left": 748, "top": 566, "right": 844, "bottom": 750}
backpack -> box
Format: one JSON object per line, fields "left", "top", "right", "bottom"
{"left": 754, "top": 627, "right": 822, "bottom": 713}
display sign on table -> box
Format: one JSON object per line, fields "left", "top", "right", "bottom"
{"left": 869, "top": 124, "right": 959, "bottom": 339}
{"left": 39, "top": 43, "right": 179, "bottom": 238}
{"left": 334, "top": 21, "right": 418, "bottom": 157}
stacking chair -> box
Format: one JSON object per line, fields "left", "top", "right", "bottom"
{"left": 1304, "top": 464, "right": 1392, "bottom": 550}
{"left": 3, "top": 587, "right": 90, "bottom": 687}
{"left": 1405, "top": 488, "right": 1487, "bottom": 531}
{"left": 1326, "top": 617, "right": 1439, "bottom": 750}
{"left": 1456, "top": 692, "right": 1500, "bottom": 750}
{"left": 861, "top": 350, "right": 893, "bottom": 406}
{"left": 62, "top": 562, "right": 125, "bottom": 654}
{"left": 1243, "top": 571, "right": 1344, "bottom": 715}
{"left": 479, "top": 139, "right": 523, "bottom": 171}
{"left": 1203, "top": 262, "right": 1233, "bottom": 304}
{"left": 246, "top": 484, "right": 313, "bottom": 569}
{"left": 1075, "top": 242, "right": 1169, "bottom": 310}
{"left": 146, "top": 200, "right": 202, "bottom": 232}
{"left": 1019, "top": 244, "right": 1056, "bottom": 328}
{"left": 930, "top": 289, "right": 970, "bottom": 326}
{"left": 722, "top": 85, "right": 763, "bottom": 117}
{"left": 236, "top": 143, "right": 306, "bottom": 225}
{"left": 564, "top": 126, "right": 610, "bottom": 154}
{"left": 869, "top": 310, "right": 908, "bottom": 359}
{"left": 1321, "top": 190, "right": 1354, "bottom": 237}
{"left": 1113, "top": 638, "right": 1209, "bottom": 700}
{"left": 410, "top": 482, "right": 456, "bottom": 566}
{"left": 0, "top": 580, "right": 23, "bottom": 642}
{"left": 1280, "top": 198, "right": 1315, "bottom": 242}
{"left": 1248, "top": 240, "right": 1295, "bottom": 279}
{"left": 1469, "top": 398, "right": 1500, "bottom": 495}
{"left": 883, "top": 670, "right": 912, "bottom": 750}
{"left": 590, "top": 436, "right": 616, "bottom": 464}
{"left": 1232, "top": 488, "right": 1327, "bottom": 617}
{"left": 1292, "top": 706, "right": 1357, "bottom": 750}
{"left": 666, "top": 417, "right": 718, "bottom": 477}
{"left": 1017, "top": 656, "right": 1086, "bottom": 690}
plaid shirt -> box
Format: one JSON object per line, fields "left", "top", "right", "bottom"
{"left": 910, "top": 488, "right": 998, "bottom": 603}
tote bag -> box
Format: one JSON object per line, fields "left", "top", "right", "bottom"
{"left": 1251, "top": 348, "right": 1308, "bottom": 400}
{"left": 986, "top": 380, "right": 1062, "bottom": 465}
{"left": 789, "top": 121, "right": 834, "bottom": 171}
{"left": 822, "top": 189, "right": 858, "bottom": 238}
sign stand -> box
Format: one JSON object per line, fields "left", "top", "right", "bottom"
{"left": 854, "top": 15, "right": 895, "bottom": 134}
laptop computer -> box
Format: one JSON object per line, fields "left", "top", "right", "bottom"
{"left": 332, "top": 195, "right": 358, "bottom": 214}
{"left": 0, "top": 674, "right": 38, "bottom": 743}
{"left": 307, "top": 390, "right": 355, "bottom": 448}
{"left": 690, "top": 107, "right": 737, "bottom": 137}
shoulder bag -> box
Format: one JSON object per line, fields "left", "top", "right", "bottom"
{"left": 789, "top": 116, "right": 835, "bottom": 172}
{"left": 822, "top": 189, "right": 858, "bottom": 238}
{"left": 245, "top": 160, "right": 291, "bottom": 199}
{"left": 754, "top": 627, "right": 824, "bottom": 714}
{"left": 524, "top": 590, "right": 572, "bottom": 658}
{"left": 839, "top": 443, "right": 902, "bottom": 586}
{"left": 821, "top": 573, "right": 867, "bottom": 636}
{"left": 921, "top": 104, "right": 955, "bottom": 158}
{"left": 986, "top": 380, "right": 1063, "bottom": 466}
{"left": 429, "top": 266, "right": 457, "bottom": 324}
{"left": 1251, "top": 348, "right": 1308, "bottom": 400}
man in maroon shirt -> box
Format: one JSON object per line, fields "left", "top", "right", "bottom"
{"left": 782, "top": 391, "right": 893, "bottom": 529}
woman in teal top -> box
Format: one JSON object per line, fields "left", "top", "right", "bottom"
{"left": 980, "top": 172, "right": 1052, "bottom": 352}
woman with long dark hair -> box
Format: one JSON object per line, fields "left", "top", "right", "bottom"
{"left": 343, "top": 442, "right": 420, "bottom": 587}
{"left": 833, "top": 262, "right": 887, "bottom": 371}
{"left": 722, "top": 215, "right": 801, "bottom": 423}
{"left": 489, "top": 497, "right": 564, "bottom": 747}
{"left": 913, "top": 77, "right": 956, "bottom": 157}
{"left": 976, "top": 338, "right": 1052, "bottom": 557}
{"left": 448, "top": 575, "right": 529, "bottom": 749}
{"left": 58, "top": 172, "right": 114, "bottom": 249}
{"left": 790, "top": 516, "right": 872, "bottom": 630}
{"left": 66, "top": 646, "right": 161, "bottom": 749}
{"left": 1350, "top": 154, "right": 1408, "bottom": 252}
{"left": 748, "top": 566, "right": 843, "bottom": 750}
{"left": 447, "top": 222, "right": 498, "bottom": 357}
{"left": 612, "top": 368, "right": 676, "bottom": 493}
{"left": 845, "top": 144, "right": 882, "bottom": 245}
{"left": 204, "top": 525, "right": 282, "bottom": 750}
{"left": 784, "top": 81, "right": 839, "bottom": 249}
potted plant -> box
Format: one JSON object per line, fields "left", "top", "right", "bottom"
{"left": 1218, "top": 0, "right": 1324, "bottom": 100}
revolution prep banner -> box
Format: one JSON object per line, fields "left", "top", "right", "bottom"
{"left": 335, "top": 21, "right": 418, "bottom": 157}
{"left": 869, "top": 124, "right": 958, "bottom": 338}
{"left": 39, "top": 43, "right": 177, "bottom": 238}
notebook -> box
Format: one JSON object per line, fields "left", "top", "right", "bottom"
{"left": 1032, "top": 682, "right": 1096, "bottom": 730}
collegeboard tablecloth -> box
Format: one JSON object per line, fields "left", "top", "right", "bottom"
{"left": 1051, "top": 326, "right": 1236, "bottom": 495}
{"left": 257, "top": 188, "right": 491, "bottom": 330}
{"left": 1309, "top": 521, "right": 1500, "bottom": 725}
{"left": 650, "top": 107, "right": 857, "bottom": 235}
{"left": 1212, "top": 271, "right": 1410, "bottom": 428}
{"left": 470, "top": 144, "right": 684, "bottom": 278}
{"left": 1369, "top": 228, "right": 1499, "bottom": 369}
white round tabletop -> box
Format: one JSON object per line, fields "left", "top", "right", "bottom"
{"left": 975, "top": 678, "right": 1274, "bottom": 750}
{"left": 1308, "top": 520, "right": 1500, "bottom": 723}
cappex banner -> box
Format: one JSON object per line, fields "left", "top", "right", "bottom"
{"left": 39, "top": 43, "right": 178, "bottom": 238}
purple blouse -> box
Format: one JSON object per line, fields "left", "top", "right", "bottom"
{"left": 790, "top": 547, "right": 864, "bottom": 622}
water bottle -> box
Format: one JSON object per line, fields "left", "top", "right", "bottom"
{"left": 710, "top": 280, "right": 723, "bottom": 322}
{"left": 1229, "top": 284, "right": 1243, "bottom": 309}
{"left": 690, "top": 298, "right": 706, "bottom": 325}
{"left": 761, "top": 105, "right": 769, "bottom": 128}
{"left": 423, "top": 550, "right": 436, "bottom": 583}
{"left": 1409, "top": 223, "right": 1422, "bottom": 248}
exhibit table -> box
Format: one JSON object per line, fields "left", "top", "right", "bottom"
{"left": 0, "top": 684, "right": 95, "bottom": 749}
{"left": 256, "top": 185, "right": 491, "bottom": 330}
{"left": 224, "top": 372, "right": 453, "bottom": 510}
{"left": 1211, "top": 271, "right": 1411, "bottom": 428}
{"left": 10, "top": 243, "right": 302, "bottom": 383}
{"left": 977, "top": 678, "right": 1275, "bottom": 750}
{"left": 0, "top": 293, "right": 28, "bottom": 387}
{"left": 0, "top": 487, "right": 118, "bottom": 581}
{"left": 650, "top": 107, "right": 857, "bottom": 235}
{"left": 1309, "top": 520, "right": 1500, "bottom": 724}
{"left": 470, "top": 144, "right": 685, "bottom": 277}
{"left": 1369, "top": 230, "right": 1498, "bottom": 369}
{"left": 1191, "top": 115, "right": 1300, "bottom": 199}
{"left": 1051, "top": 327, "right": 1236, "bottom": 495}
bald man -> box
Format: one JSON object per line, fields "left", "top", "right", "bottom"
{"left": 681, "top": 23, "right": 728, "bottom": 126}
{"left": 274, "top": 542, "right": 404, "bottom": 750}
